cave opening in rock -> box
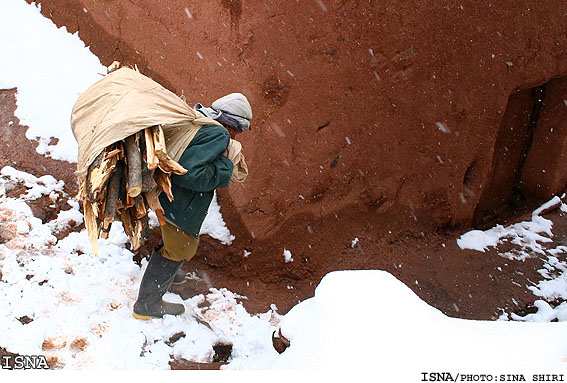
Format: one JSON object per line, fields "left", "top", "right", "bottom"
{"left": 473, "top": 76, "right": 567, "bottom": 228}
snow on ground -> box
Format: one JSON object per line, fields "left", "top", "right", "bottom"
{"left": 0, "top": 0, "right": 105, "bottom": 162}
{"left": 231, "top": 270, "right": 567, "bottom": 373}
{"left": 2, "top": 0, "right": 567, "bottom": 376}
{"left": 458, "top": 195, "right": 567, "bottom": 323}
{"left": 457, "top": 196, "right": 561, "bottom": 258}
{"left": 0, "top": 166, "right": 279, "bottom": 370}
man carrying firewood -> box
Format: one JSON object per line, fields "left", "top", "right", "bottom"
{"left": 71, "top": 66, "right": 250, "bottom": 320}
{"left": 132, "top": 93, "right": 252, "bottom": 320}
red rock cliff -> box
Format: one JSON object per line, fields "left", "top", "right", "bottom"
{"left": 30, "top": 0, "right": 567, "bottom": 241}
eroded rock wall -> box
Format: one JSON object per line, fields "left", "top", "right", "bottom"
{"left": 30, "top": 0, "right": 567, "bottom": 241}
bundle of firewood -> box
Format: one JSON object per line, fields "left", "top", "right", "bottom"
{"left": 78, "top": 125, "right": 186, "bottom": 255}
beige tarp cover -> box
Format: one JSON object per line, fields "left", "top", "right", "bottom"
{"left": 71, "top": 67, "right": 247, "bottom": 183}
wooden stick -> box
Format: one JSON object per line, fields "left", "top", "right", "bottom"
{"left": 96, "top": 200, "right": 106, "bottom": 222}
{"left": 131, "top": 218, "right": 144, "bottom": 251}
{"left": 102, "top": 160, "right": 124, "bottom": 229}
{"left": 124, "top": 133, "right": 143, "bottom": 197}
{"left": 83, "top": 201, "right": 100, "bottom": 257}
{"left": 104, "top": 148, "right": 122, "bottom": 160}
{"left": 120, "top": 208, "right": 134, "bottom": 238}
{"left": 117, "top": 141, "right": 126, "bottom": 160}
{"left": 76, "top": 177, "right": 87, "bottom": 202}
{"left": 86, "top": 151, "right": 103, "bottom": 202}
{"left": 153, "top": 169, "right": 174, "bottom": 202}
{"left": 90, "top": 199, "right": 101, "bottom": 220}
{"left": 87, "top": 148, "right": 118, "bottom": 202}
{"left": 125, "top": 193, "right": 135, "bottom": 210}
{"left": 144, "top": 190, "right": 166, "bottom": 226}
{"left": 141, "top": 163, "right": 156, "bottom": 192}
{"left": 144, "top": 125, "right": 187, "bottom": 175}
{"left": 116, "top": 158, "right": 127, "bottom": 208}
{"left": 134, "top": 195, "right": 147, "bottom": 219}
{"left": 152, "top": 125, "right": 166, "bottom": 154}
{"left": 156, "top": 152, "right": 188, "bottom": 175}
{"left": 144, "top": 127, "right": 159, "bottom": 171}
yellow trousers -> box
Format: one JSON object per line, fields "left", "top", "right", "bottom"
{"left": 158, "top": 221, "right": 200, "bottom": 262}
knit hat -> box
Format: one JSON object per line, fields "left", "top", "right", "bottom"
{"left": 211, "top": 93, "right": 252, "bottom": 131}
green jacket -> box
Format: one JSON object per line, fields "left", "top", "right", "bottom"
{"left": 159, "top": 124, "right": 234, "bottom": 238}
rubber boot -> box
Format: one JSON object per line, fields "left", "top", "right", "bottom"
{"left": 172, "top": 269, "right": 187, "bottom": 284}
{"left": 154, "top": 241, "right": 186, "bottom": 286}
{"left": 133, "top": 249, "right": 185, "bottom": 320}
